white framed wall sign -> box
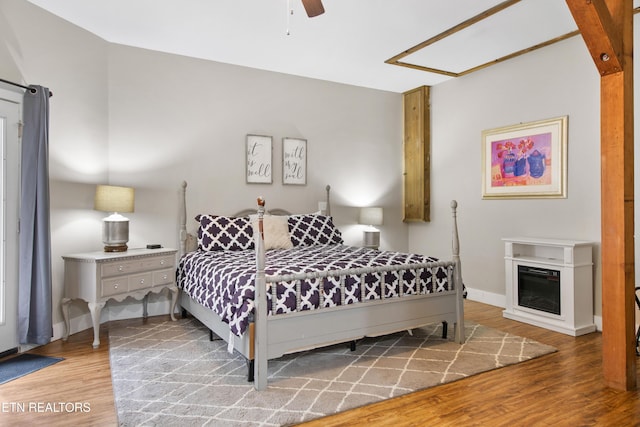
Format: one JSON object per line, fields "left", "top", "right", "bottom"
{"left": 283, "top": 137, "right": 307, "bottom": 185}
{"left": 246, "top": 134, "right": 273, "bottom": 184}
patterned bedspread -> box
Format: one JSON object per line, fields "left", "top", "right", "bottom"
{"left": 177, "top": 244, "right": 452, "bottom": 337}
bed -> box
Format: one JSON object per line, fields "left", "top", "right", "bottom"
{"left": 176, "top": 181, "right": 464, "bottom": 390}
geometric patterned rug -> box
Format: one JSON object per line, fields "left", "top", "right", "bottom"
{"left": 109, "top": 317, "right": 555, "bottom": 426}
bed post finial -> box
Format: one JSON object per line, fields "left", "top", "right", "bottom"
{"left": 325, "top": 185, "right": 331, "bottom": 216}
{"left": 257, "top": 197, "right": 266, "bottom": 240}
{"left": 450, "top": 200, "right": 459, "bottom": 257}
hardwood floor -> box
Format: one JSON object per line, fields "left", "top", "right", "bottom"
{"left": 303, "top": 302, "right": 640, "bottom": 427}
{"left": 0, "top": 301, "right": 638, "bottom": 426}
{"left": 0, "top": 322, "right": 117, "bottom": 426}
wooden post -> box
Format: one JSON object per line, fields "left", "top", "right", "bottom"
{"left": 565, "top": 0, "right": 636, "bottom": 390}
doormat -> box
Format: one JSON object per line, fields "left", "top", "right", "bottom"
{"left": 0, "top": 353, "right": 64, "bottom": 385}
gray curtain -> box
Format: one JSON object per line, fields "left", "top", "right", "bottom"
{"left": 18, "top": 85, "right": 52, "bottom": 345}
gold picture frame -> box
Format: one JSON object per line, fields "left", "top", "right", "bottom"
{"left": 482, "top": 116, "right": 568, "bottom": 199}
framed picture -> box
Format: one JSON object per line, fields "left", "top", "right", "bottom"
{"left": 282, "top": 137, "right": 307, "bottom": 185}
{"left": 482, "top": 116, "right": 568, "bottom": 199}
{"left": 246, "top": 134, "right": 272, "bottom": 184}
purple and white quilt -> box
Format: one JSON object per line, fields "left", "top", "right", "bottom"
{"left": 177, "top": 244, "right": 452, "bottom": 337}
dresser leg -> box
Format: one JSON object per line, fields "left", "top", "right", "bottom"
{"left": 142, "top": 294, "right": 149, "bottom": 319}
{"left": 62, "top": 298, "right": 72, "bottom": 341}
{"left": 87, "top": 302, "right": 105, "bottom": 348}
{"left": 168, "top": 286, "right": 178, "bottom": 321}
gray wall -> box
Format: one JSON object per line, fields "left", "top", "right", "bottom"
{"left": 1, "top": 0, "right": 111, "bottom": 335}
{"left": 105, "top": 44, "right": 405, "bottom": 251}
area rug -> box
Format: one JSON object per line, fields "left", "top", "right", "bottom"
{"left": 109, "top": 318, "right": 555, "bottom": 426}
{"left": 0, "top": 353, "right": 64, "bottom": 385}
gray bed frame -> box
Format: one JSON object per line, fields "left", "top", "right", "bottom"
{"left": 178, "top": 181, "right": 464, "bottom": 390}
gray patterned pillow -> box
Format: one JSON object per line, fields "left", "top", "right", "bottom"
{"left": 288, "top": 214, "right": 343, "bottom": 246}
{"left": 196, "top": 215, "right": 254, "bottom": 251}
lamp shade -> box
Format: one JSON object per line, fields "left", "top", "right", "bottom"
{"left": 359, "top": 207, "right": 383, "bottom": 226}
{"left": 94, "top": 185, "right": 135, "bottom": 213}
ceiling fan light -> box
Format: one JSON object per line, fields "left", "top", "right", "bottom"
{"left": 301, "top": 0, "right": 325, "bottom": 17}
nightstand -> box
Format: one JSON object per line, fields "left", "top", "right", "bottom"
{"left": 62, "top": 248, "right": 178, "bottom": 348}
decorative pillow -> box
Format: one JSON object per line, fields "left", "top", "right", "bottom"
{"left": 195, "top": 215, "right": 254, "bottom": 251}
{"left": 288, "top": 214, "right": 343, "bottom": 246}
{"left": 250, "top": 215, "right": 293, "bottom": 250}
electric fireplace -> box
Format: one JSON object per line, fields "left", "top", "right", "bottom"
{"left": 502, "top": 237, "right": 595, "bottom": 336}
{"left": 517, "top": 265, "right": 560, "bottom": 315}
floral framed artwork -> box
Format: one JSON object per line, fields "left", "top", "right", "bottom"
{"left": 282, "top": 137, "right": 307, "bottom": 185}
{"left": 246, "top": 134, "right": 273, "bottom": 184}
{"left": 482, "top": 116, "right": 568, "bottom": 199}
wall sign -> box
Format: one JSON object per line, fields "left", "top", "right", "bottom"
{"left": 246, "top": 134, "right": 272, "bottom": 184}
{"left": 282, "top": 137, "right": 307, "bottom": 185}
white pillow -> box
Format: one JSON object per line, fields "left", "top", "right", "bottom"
{"left": 251, "top": 215, "right": 293, "bottom": 250}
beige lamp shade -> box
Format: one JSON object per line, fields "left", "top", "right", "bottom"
{"left": 94, "top": 185, "right": 135, "bottom": 213}
{"left": 94, "top": 184, "right": 134, "bottom": 252}
{"left": 358, "top": 207, "right": 383, "bottom": 226}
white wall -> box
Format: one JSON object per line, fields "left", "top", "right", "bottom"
{"left": 409, "top": 36, "right": 602, "bottom": 314}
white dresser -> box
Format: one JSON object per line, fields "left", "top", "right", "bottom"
{"left": 62, "top": 248, "right": 178, "bottom": 348}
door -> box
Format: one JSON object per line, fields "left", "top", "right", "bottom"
{"left": 0, "top": 89, "right": 21, "bottom": 355}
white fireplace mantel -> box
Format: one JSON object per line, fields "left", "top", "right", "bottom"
{"left": 502, "top": 237, "right": 596, "bottom": 336}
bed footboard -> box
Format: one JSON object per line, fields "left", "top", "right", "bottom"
{"left": 252, "top": 198, "right": 464, "bottom": 390}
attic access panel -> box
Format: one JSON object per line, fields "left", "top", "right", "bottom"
{"left": 387, "top": 0, "right": 578, "bottom": 77}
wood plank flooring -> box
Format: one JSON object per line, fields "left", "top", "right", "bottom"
{"left": 0, "top": 301, "right": 638, "bottom": 426}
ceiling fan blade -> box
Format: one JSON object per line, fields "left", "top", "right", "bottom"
{"left": 301, "top": 0, "right": 325, "bottom": 17}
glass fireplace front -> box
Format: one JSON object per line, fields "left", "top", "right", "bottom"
{"left": 517, "top": 265, "right": 561, "bottom": 315}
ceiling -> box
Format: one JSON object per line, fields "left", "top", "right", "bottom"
{"left": 26, "top": 0, "right": 584, "bottom": 93}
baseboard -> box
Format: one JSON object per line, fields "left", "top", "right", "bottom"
{"left": 594, "top": 315, "right": 602, "bottom": 332}
{"left": 465, "top": 287, "right": 506, "bottom": 308}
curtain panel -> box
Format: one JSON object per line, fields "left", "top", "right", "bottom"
{"left": 18, "top": 85, "right": 52, "bottom": 345}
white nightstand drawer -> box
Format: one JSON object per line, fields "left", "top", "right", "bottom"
{"left": 101, "top": 277, "right": 129, "bottom": 297}
{"left": 129, "top": 273, "right": 153, "bottom": 291}
{"left": 141, "top": 256, "right": 175, "bottom": 270}
{"left": 102, "top": 259, "right": 146, "bottom": 277}
{"left": 153, "top": 268, "right": 174, "bottom": 286}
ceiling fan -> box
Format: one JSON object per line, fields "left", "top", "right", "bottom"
{"left": 301, "top": 0, "right": 325, "bottom": 17}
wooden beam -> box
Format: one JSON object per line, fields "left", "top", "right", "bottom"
{"left": 565, "top": 0, "right": 636, "bottom": 390}
{"left": 385, "top": 0, "right": 521, "bottom": 65}
{"left": 566, "top": 0, "right": 622, "bottom": 75}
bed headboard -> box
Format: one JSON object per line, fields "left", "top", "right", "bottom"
{"left": 178, "top": 181, "right": 332, "bottom": 256}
